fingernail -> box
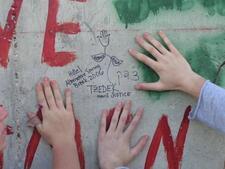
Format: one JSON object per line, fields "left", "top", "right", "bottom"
{"left": 102, "top": 109, "right": 108, "bottom": 114}
{"left": 128, "top": 48, "right": 134, "bottom": 53}
{"left": 158, "top": 31, "right": 163, "bottom": 34}
{"left": 135, "top": 84, "right": 140, "bottom": 90}
{"left": 129, "top": 49, "right": 137, "bottom": 55}
{"left": 43, "top": 77, "right": 49, "bottom": 81}
{"left": 143, "top": 32, "right": 149, "bottom": 37}
{"left": 126, "top": 100, "right": 131, "bottom": 105}
{"left": 144, "top": 135, "right": 149, "bottom": 139}
{"left": 117, "top": 102, "right": 122, "bottom": 107}
{"left": 137, "top": 107, "right": 144, "bottom": 112}
{"left": 135, "top": 35, "right": 141, "bottom": 41}
{"left": 66, "top": 88, "right": 71, "bottom": 92}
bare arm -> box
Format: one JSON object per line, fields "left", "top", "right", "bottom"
{"left": 28, "top": 78, "right": 80, "bottom": 169}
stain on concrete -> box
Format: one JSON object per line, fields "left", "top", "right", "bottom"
{"left": 113, "top": 0, "right": 225, "bottom": 28}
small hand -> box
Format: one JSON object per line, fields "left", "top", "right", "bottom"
{"left": 98, "top": 100, "right": 148, "bottom": 169}
{"left": 27, "top": 77, "right": 75, "bottom": 147}
{"left": 129, "top": 31, "right": 205, "bottom": 98}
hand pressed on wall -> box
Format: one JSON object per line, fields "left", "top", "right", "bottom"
{"left": 27, "top": 77, "right": 81, "bottom": 169}
{"left": 27, "top": 78, "right": 75, "bottom": 146}
{"left": 129, "top": 31, "right": 205, "bottom": 98}
{"left": 98, "top": 100, "right": 148, "bottom": 169}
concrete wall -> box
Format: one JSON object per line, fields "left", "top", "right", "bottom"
{"left": 0, "top": 0, "right": 225, "bottom": 169}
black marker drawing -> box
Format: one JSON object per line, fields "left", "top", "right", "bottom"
{"left": 91, "top": 30, "right": 123, "bottom": 84}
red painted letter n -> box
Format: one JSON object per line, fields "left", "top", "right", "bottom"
{"left": 42, "top": 0, "right": 86, "bottom": 67}
{"left": 145, "top": 106, "right": 191, "bottom": 169}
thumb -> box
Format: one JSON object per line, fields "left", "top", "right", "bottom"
{"left": 27, "top": 112, "right": 43, "bottom": 134}
{"left": 135, "top": 82, "right": 164, "bottom": 91}
{"left": 131, "top": 135, "right": 149, "bottom": 159}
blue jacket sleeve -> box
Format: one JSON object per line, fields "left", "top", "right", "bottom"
{"left": 189, "top": 80, "right": 225, "bottom": 133}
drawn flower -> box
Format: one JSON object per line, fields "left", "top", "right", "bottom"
{"left": 92, "top": 30, "right": 124, "bottom": 84}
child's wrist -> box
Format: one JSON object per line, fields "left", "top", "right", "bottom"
{"left": 52, "top": 137, "right": 75, "bottom": 149}
{"left": 100, "top": 161, "right": 121, "bottom": 169}
{"left": 179, "top": 72, "right": 205, "bottom": 98}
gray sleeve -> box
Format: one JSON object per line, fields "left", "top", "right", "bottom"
{"left": 189, "top": 80, "right": 225, "bottom": 133}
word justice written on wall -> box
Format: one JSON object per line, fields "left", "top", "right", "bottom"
{"left": 1, "top": 0, "right": 192, "bottom": 169}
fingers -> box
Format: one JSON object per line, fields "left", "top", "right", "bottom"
{"left": 27, "top": 112, "right": 42, "bottom": 128}
{"left": 158, "top": 31, "right": 179, "bottom": 54}
{"left": 98, "top": 109, "right": 108, "bottom": 141}
{"left": 0, "top": 106, "right": 8, "bottom": 122}
{"left": 50, "top": 80, "right": 64, "bottom": 108}
{"left": 108, "top": 102, "right": 123, "bottom": 132}
{"left": 37, "top": 78, "right": 71, "bottom": 111}
{"left": 65, "top": 88, "right": 73, "bottom": 112}
{"left": 143, "top": 32, "right": 168, "bottom": 54}
{"left": 135, "top": 82, "right": 164, "bottom": 91}
{"left": 125, "top": 107, "right": 144, "bottom": 139}
{"left": 43, "top": 78, "right": 56, "bottom": 109}
{"left": 131, "top": 135, "right": 148, "bottom": 158}
{"left": 116, "top": 100, "right": 131, "bottom": 134}
{"left": 135, "top": 35, "right": 163, "bottom": 60}
{"left": 36, "top": 83, "right": 48, "bottom": 110}
{"left": 129, "top": 49, "right": 159, "bottom": 71}
{"left": 27, "top": 112, "right": 44, "bottom": 135}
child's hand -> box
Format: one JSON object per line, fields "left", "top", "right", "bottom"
{"left": 129, "top": 31, "right": 205, "bottom": 97}
{"left": 28, "top": 77, "right": 75, "bottom": 147}
{"left": 0, "top": 106, "right": 8, "bottom": 152}
{"left": 98, "top": 101, "right": 148, "bottom": 169}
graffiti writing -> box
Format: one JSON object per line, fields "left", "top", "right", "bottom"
{"left": 0, "top": 0, "right": 87, "bottom": 69}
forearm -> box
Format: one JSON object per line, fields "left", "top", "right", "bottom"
{"left": 53, "top": 141, "right": 81, "bottom": 169}
{"left": 189, "top": 80, "right": 225, "bottom": 133}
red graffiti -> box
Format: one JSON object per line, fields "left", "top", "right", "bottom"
{"left": 0, "top": 125, "right": 14, "bottom": 169}
{"left": 106, "top": 107, "right": 133, "bottom": 130}
{"left": 145, "top": 106, "right": 191, "bottom": 169}
{"left": 0, "top": 0, "right": 87, "bottom": 69}
{"left": 24, "top": 108, "right": 42, "bottom": 169}
{"left": 42, "top": 0, "right": 86, "bottom": 67}
{"left": 24, "top": 107, "right": 85, "bottom": 169}
{"left": 0, "top": 0, "right": 23, "bottom": 68}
